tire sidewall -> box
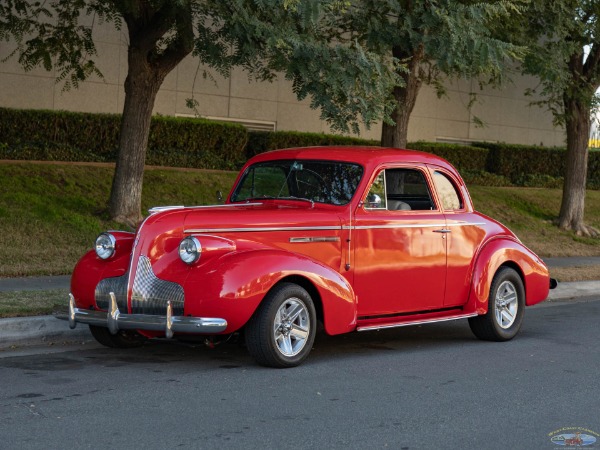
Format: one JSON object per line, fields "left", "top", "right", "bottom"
{"left": 257, "top": 283, "right": 317, "bottom": 368}
{"left": 489, "top": 268, "right": 525, "bottom": 340}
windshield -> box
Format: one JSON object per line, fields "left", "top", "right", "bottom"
{"left": 231, "top": 160, "right": 364, "bottom": 206}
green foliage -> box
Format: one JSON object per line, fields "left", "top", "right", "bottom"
{"left": 0, "top": 162, "right": 237, "bottom": 277}
{"left": 408, "top": 142, "right": 489, "bottom": 172}
{"left": 0, "top": 0, "right": 120, "bottom": 90}
{"left": 337, "top": 1, "right": 526, "bottom": 116}
{"left": 3, "top": 107, "right": 600, "bottom": 188}
{"left": 476, "top": 142, "right": 566, "bottom": 178}
{"left": 519, "top": 1, "right": 600, "bottom": 121}
{"left": 1, "top": 0, "right": 399, "bottom": 134}
{"left": 246, "top": 130, "right": 378, "bottom": 157}
{"left": 0, "top": 108, "right": 248, "bottom": 169}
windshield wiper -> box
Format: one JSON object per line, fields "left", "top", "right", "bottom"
{"left": 277, "top": 196, "right": 314, "bottom": 206}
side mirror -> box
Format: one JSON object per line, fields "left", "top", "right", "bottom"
{"left": 216, "top": 190, "right": 223, "bottom": 204}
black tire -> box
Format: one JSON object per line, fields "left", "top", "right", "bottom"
{"left": 89, "top": 325, "right": 146, "bottom": 348}
{"left": 246, "top": 283, "right": 317, "bottom": 368}
{"left": 469, "top": 267, "right": 525, "bottom": 341}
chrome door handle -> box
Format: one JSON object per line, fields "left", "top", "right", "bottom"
{"left": 433, "top": 229, "right": 451, "bottom": 233}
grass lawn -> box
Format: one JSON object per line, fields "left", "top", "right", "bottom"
{"left": 0, "top": 289, "right": 68, "bottom": 318}
{"left": 469, "top": 186, "right": 600, "bottom": 257}
{"left": 0, "top": 162, "right": 237, "bottom": 277}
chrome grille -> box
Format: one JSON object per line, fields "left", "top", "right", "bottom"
{"left": 131, "top": 255, "right": 184, "bottom": 315}
{"left": 95, "top": 274, "right": 128, "bottom": 311}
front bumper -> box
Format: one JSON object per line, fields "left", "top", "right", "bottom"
{"left": 68, "top": 292, "right": 227, "bottom": 338}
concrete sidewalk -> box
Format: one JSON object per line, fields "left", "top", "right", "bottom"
{"left": 0, "top": 275, "right": 71, "bottom": 292}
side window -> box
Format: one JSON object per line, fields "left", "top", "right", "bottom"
{"left": 433, "top": 171, "right": 463, "bottom": 210}
{"left": 365, "top": 168, "right": 435, "bottom": 211}
{"left": 364, "top": 171, "right": 386, "bottom": 209}
{"left": 385, "top": 168, "right": 434, "bottom": 210}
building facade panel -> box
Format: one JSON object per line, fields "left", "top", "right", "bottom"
{"left": 0, "top": 24, "right": 565, "bottom": 147}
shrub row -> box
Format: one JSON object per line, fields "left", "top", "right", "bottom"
{"left": 411, "top": 141, "right": 600, "bottom": 188}
{"left": 0, "top": 108, "right": 248, "bottom": 170}
{"left": 246, "top": 130, "right": 379, "bottom": 157}
{"left": 1, "top": 107, "right": 599, "bottom": 188}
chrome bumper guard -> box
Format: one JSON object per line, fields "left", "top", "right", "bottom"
{"left": 68, "top": 292, "right": 227, "bottom": 338}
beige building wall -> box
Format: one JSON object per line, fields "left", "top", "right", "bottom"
{"left": 0, "top": 20, "right": 565, "bottom": 147}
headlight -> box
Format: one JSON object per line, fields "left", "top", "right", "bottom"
{"left": 95, "top": 233, "right": 116, "bottom": 260}
{"left": 179, "top": 236, "right": 201, "bottom": 264}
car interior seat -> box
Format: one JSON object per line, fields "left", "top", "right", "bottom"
{"left": 387, "top": 199, "right": 411, "bottom": 210}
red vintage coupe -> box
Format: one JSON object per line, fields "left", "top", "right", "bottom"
{"left": 68, "top": 147, "right": 556, "bottom": 367}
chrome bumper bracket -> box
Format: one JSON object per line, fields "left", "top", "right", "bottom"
{"left": 68, "top": 292, "right": 227, "bottom": 336}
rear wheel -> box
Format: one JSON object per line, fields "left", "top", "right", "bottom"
{"left": 89, "top": 325, "right": 146, "bottom": 348}
{"left": 469, "top": 267, "right": 525, "bottom": 341}
{"left": 246, "top": 283, "right": 316, "bottom": 368}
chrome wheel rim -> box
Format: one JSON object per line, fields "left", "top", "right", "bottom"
{"left": 494, "top": 280, "right": 518, "bottom": 329}
{"left": 273, "top": 298, "right": 310, "bottom": 357}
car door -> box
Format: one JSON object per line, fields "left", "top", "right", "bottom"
{"left": 430, "top": 168, "right": 488, "bottom": 308}
{"left": 353, "top": 166, "right": 448, "bottom": 317}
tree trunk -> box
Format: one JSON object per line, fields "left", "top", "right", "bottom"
{"left": 557, "top": 95, "right": 595, "bottom": 236}
{"left": 107, "top": 4, "right": 194, "bottom": 225}
{"left": 381, "top": 46, "right": 424, "bottom": 148}
{"left": 108, "top": 47, "right": 163, "bottom": 226}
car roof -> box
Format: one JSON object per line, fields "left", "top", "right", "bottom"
{"left": 248, "top": 146, "right": 457, "bottom": 173}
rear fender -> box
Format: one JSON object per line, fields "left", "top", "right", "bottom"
{"left": 184, "top": 249, "right": 356, "bottom": 335}
{"left": 468, "top": 237, "right": 550, "bottom": 314}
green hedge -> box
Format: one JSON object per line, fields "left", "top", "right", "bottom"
{"left": 0, "top": 108, "right": 248, "bottom": 170}
{"left": 408, "top": 141, "right": 489, "bottom": 173}
{"left": 246, "top": 130, "right": 378, "bottom": 157}
{"left": 2, "top": 107, "right": 600, "bottom": 188}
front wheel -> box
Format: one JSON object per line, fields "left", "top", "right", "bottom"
{"left": 246, "top": 283, "right": 316, "bottom": 368}
{"left": 469, "top": 267, "right": 525, "bottom": 341}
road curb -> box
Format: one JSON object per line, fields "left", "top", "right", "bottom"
{"left": 0, "top": 280, "right": 597, "bottom": 351}
{"left": 547, "top": 280, "right": 600, "bottom": 301}
{"left": 0, "top": 315, "right": 91, "bottom": 350}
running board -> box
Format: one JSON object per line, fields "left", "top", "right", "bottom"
{"left": 357, "top": 312, "right": 478, "bottom": 332}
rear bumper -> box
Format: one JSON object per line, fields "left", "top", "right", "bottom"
{"left": 67, "top": 293, "right": 227, "bottom": 338}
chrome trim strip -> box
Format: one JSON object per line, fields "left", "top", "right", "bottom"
{"left": 356, "top": 312, "right": 478, "bottom": 332}
{"left": 68, "top": 293, "right": 227, "bottom": 335}
{"left": 185, "top": 202, "right": 262, "bottom": 209}
{"left": 127, "top": 214, "right": 152, "bottom": 309}
{"left": 348, "top": 222, "right": 486, "bottom": 230}
{"left": 289, "top": 236, "right": 340, "bottom": 243}
{"left": 185, "top": 222, "right": 487, "bottom": 234}
{"left": 149, "top": 203, "right": 262, "bottom": 215}
{"left": 148, "top": 205, "right": 184, "bottom": 214}
{"left": 185, "top": 225, "right": 342, "bottom": 233}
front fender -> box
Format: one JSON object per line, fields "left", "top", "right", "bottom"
{"left": 183, "top": 249, "right": 356, "bottom": 335}
{"left": 71, "top": 233, "right": 135, "bottom": 309}
{"left": 468, "top": 237, "right": 550, "bottom": 314}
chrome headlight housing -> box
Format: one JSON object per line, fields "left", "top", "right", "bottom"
{"left": 95, "top": 232, "right": 116, "bottom": 260}
{"left": 179, "top": 236, "right": 201, "bottom": 265}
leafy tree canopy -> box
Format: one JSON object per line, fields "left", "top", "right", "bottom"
{"left": 0, "top": 0, "right": 400, "bottom": 134}
{"left": 519, "top": 0, "right": 600, "bottom": 123}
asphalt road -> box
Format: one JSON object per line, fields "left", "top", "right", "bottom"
{"left": 1, "top": 298, "right": 599, "bottom": 450}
